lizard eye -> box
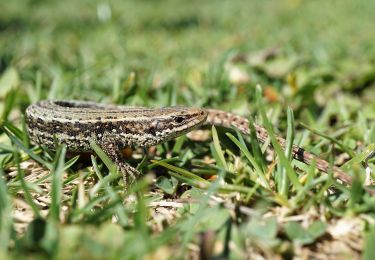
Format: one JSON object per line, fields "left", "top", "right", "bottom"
{"left": 174, "top": 116, "right": 185, "bottom": 124}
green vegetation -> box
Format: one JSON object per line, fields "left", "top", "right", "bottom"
{"left": 1, "top": 0, "right": 375, "bottom": 258}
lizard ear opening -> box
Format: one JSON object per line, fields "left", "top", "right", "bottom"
{"left": 149, "top": 120, "right": 159, "bottom": 135}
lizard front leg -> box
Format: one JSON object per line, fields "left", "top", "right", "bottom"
{"left": 99, "top": 139, "right": 141, "bottom": 188}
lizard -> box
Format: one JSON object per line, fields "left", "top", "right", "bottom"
{"left": 25, "top": 100, "right": 371, "bottom": 194}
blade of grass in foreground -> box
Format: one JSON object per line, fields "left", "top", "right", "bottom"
{"left": 21, "top": 116, "right": 30, "bottom": 149}
{"left": 363, "top": 225, "right": 375, "bottom": 260}
{"left": 226, "top": 132, "right": 270, "bottom": 189}
{"left": 50, "top": 145, "right": 67, "bottom": 222}
{"left": 256, "top": 85, "right": 302, "bottom": 191}
{"left": 90, "top": 155, "right": 128, "bottom": 226}
{"left": 0, "top": 168, "right": 13, "bottom": 254}
{"left": 82, "top": 178, "right": 152, "bottom": 224}
{"left": 89, "top": 139, "right": 120, "bottom": 177}
{"left": 279, "top": 107, "right": 295, "bottom": 197}
{"left": 2, "top": 121, "right": 24, "bottom": 140}
{"left": 248, "top": 116, "right": 267, "bottom": 171}
{"left": 13, "top": 150, "right": 41, "bottom": 218}
{"left": 0, "top": 89, "right": 17, "bottom": 125}
{"left": 4, "top": 126, "right": 51, "bottom": 170}
{"left": 211, "top": 125, "right": 228, "bottom": 171}
{"left": 151, "top": 160, "right": 209, "bottom": 185}
{"left": 178, "top": 162, "right": 224, "bottom": 257}
{"left": 90, "top": 155, "right": 120, "bottom": 194}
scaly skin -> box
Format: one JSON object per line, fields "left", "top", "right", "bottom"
{"left": 26, "top": 100, "right": 207, "bottom": 185}
{"left": 25, "top": 100, "right": 371, "bottom": 194}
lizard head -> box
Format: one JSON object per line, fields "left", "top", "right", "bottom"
{"left": 141, "top": 107, "right": 208, "bottom": 146}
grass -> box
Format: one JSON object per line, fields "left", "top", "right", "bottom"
{"left": 1, "top": 0, "right": 375, "bottom": 258}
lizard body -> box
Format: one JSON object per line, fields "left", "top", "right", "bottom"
{"left": 25, "top": 100, "right": 362, "bottom": 191}
{"left": 26, "top": 100, "right": 207, "bottom": 184}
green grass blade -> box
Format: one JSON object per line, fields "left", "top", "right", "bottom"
{"left": 2, "top": 121, "right": 24, "bottom": 140}
{"left": 279, "top": 107, "right": 295, "bottom": 196}
{"left": 151, "top": 160, "right": 209, "bottom": 185}
{"left": 89, "top": 139, "right": 119, "bottom": 177}
{"left": 0, "top": 168, "right": 13, "bottom": 254}
{"left": 4, "top": 127, "right": 51, "bottom": 169}
{"left": 172, "top": 136, "right": 186, "bottom": 154}
{"left": 256, "top": 85, "right": 302, "bottom": 190}
{"left": 226, "top": 132, "right": 270, "bottom": 189}
{"left": 21, "top": 116, "right": 30, "bottom": 149}
{"left": 364, "top": 225, "right": 375, "bottom": 260}
{"left": 0, "top": 143, "right": 14, "bottom": 153}
{"left": 300, "top": 122, "right": 354, "bottom": 157}
{"left": 13, "top": 150, "right": 41, "bottom": 218}
{"left": 50, "top": 145, "right": 67, "bottom": 222}
{"left": 211, "top": 125, "right": 228, "bottom": 170}
{"left": 247, "top": 116, "right": 267, "bottom": 170}
{"left": 81, "top": 178, "right": 152, "bottom": 223}
{"left": 341, "top": 144, "right": 375, "bottom": 172}
{"left": 152, "top": 159, "right": 265, "bottom": 195}
{"left": 1, "top": 89, "right": 17, "bottom": 124}
{"left": 90, "top": 156, "right": 128, "bottom": 226}
{"left": 63, "top": 155, "right": 80, "bottom": 171}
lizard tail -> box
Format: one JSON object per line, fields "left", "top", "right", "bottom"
{"left": 203, "top": 109, "right": 374, "bottom": 195}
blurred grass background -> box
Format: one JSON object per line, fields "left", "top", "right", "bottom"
{"left": 1, "top": 0, "right": 375, "bottom": 259}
